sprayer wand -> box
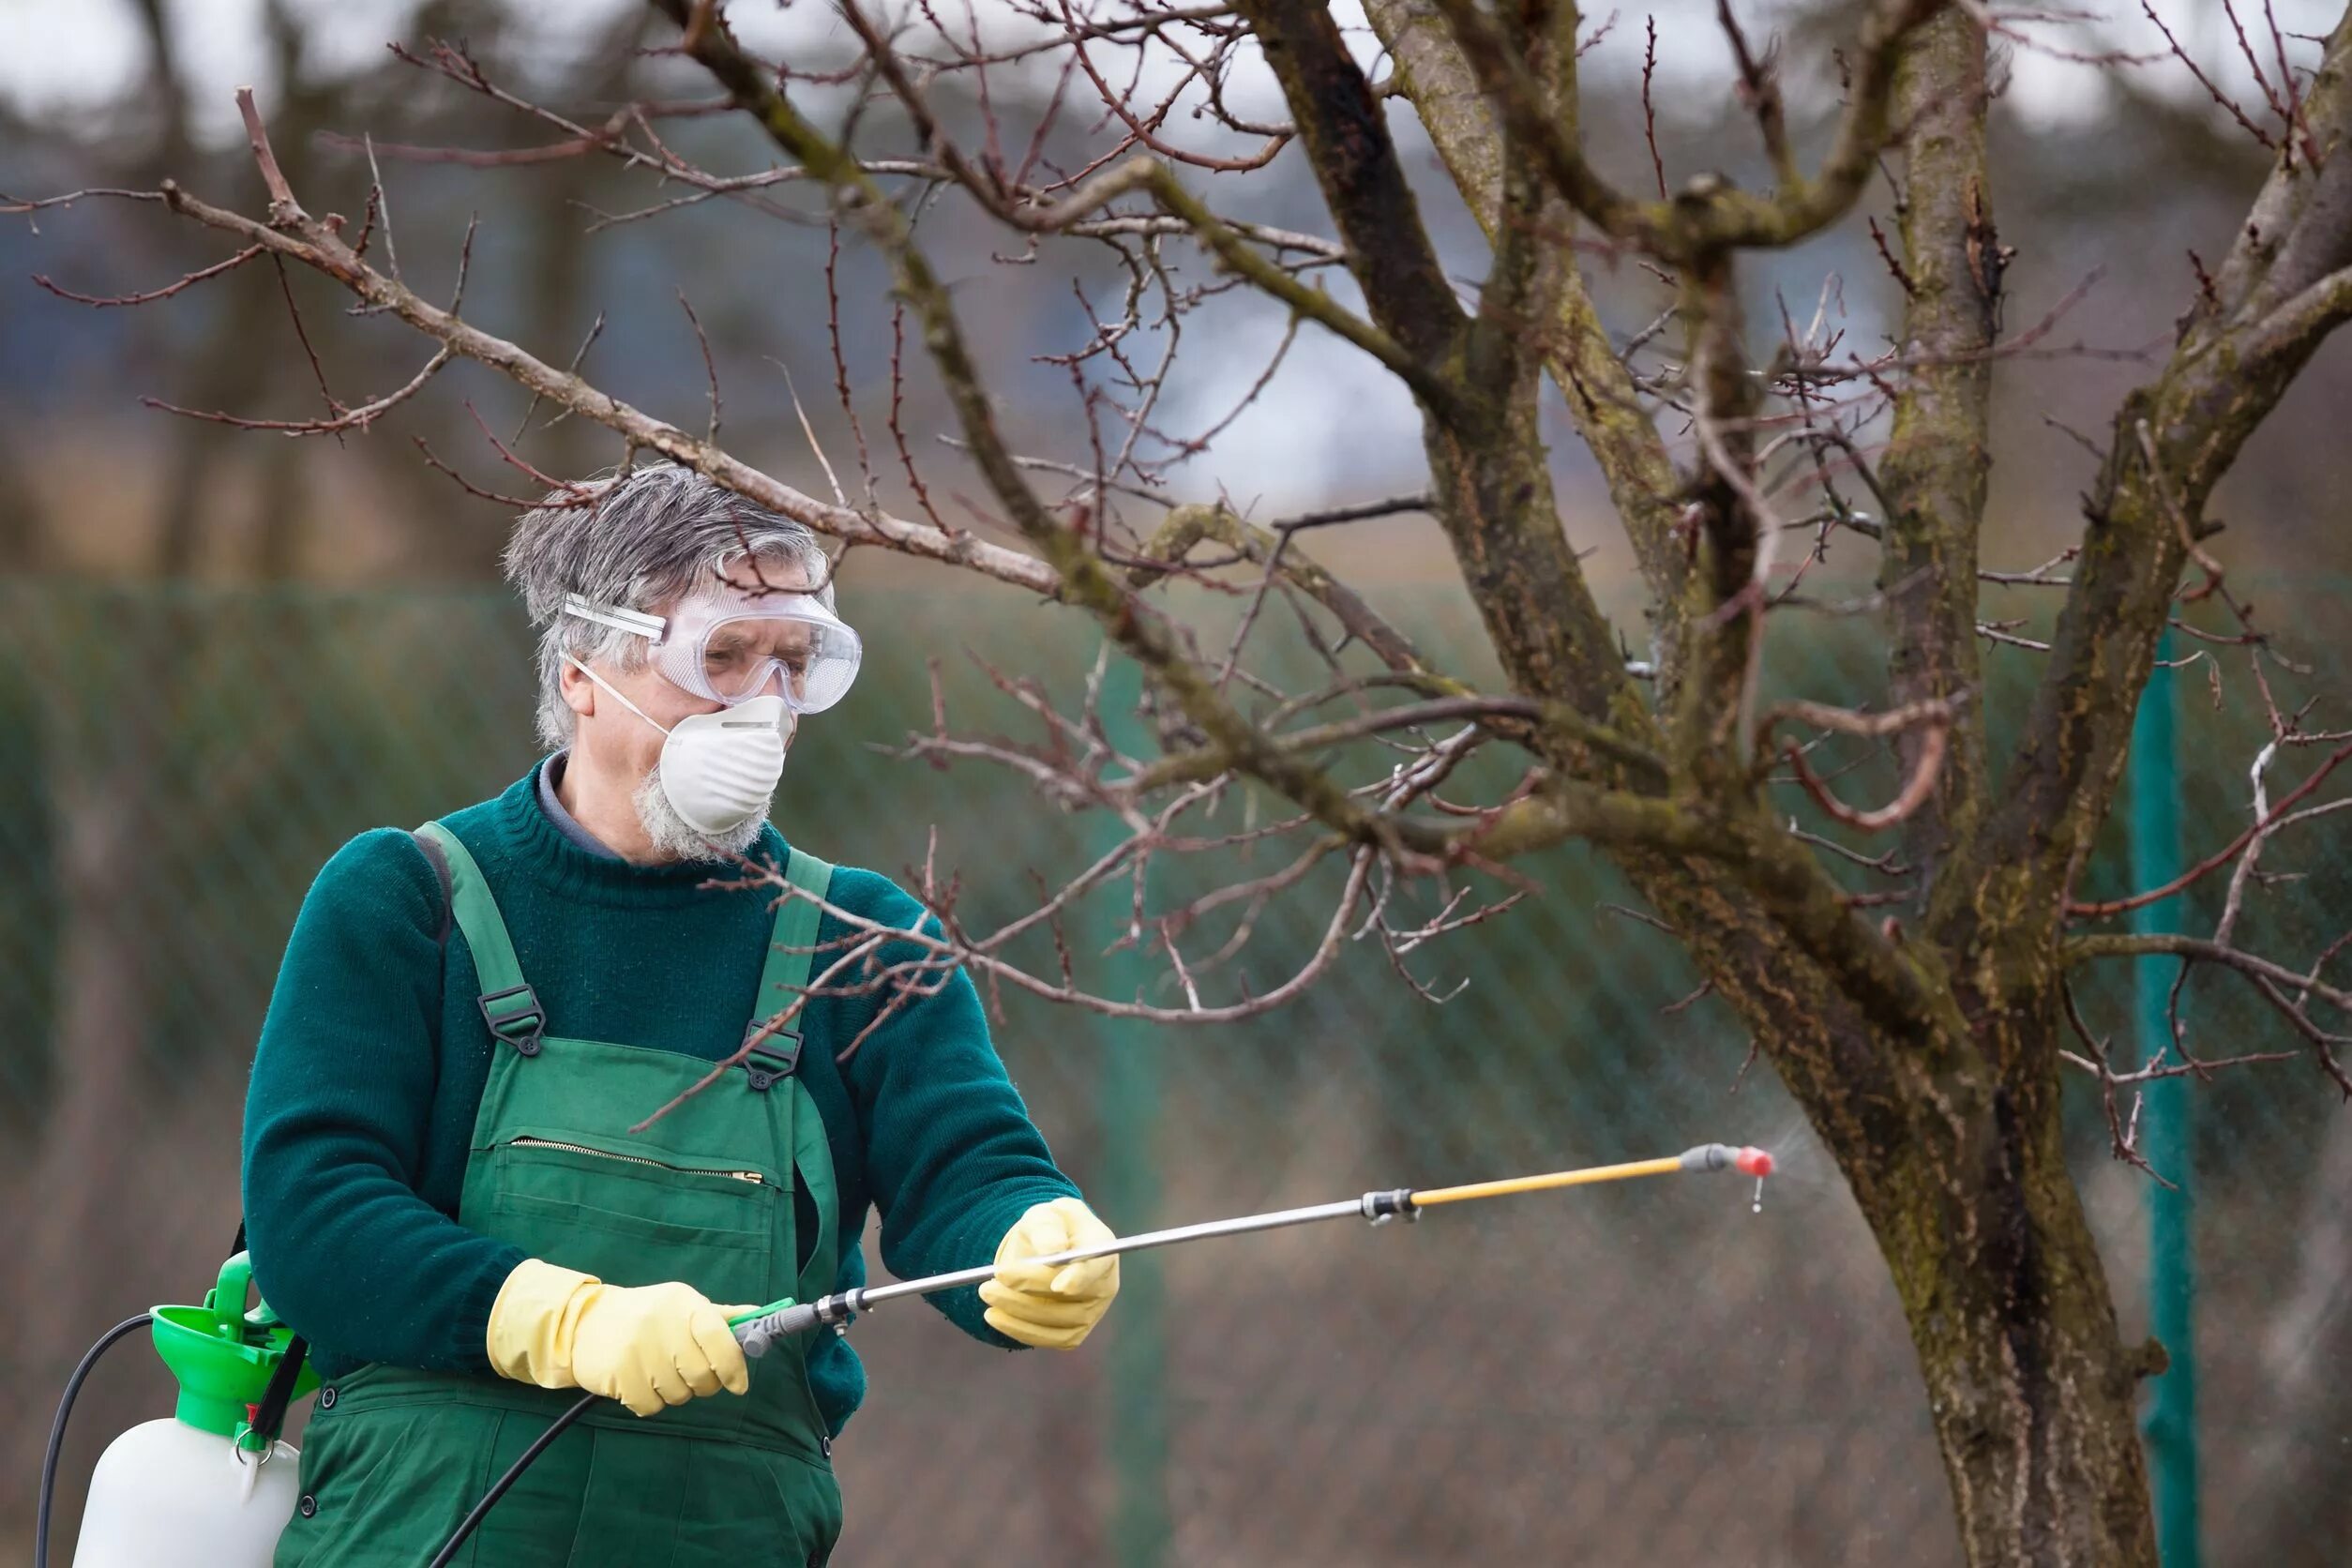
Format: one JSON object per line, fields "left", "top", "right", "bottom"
{"left": 730, "top": 1141, "right": 1773, "bottom": 1355}
{"left": 425, "top": 1141, "right": 1773, "bottom": 1567}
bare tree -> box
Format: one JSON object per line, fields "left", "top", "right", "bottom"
{"left": 17, "top": 0, "right": 2352, "bottom": 1560}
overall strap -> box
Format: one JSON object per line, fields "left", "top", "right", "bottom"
{"left": 414, "top": 821, "right": 546, "bottom": 1054}
{"left": 770, "top": 850, "right": 844, "bottom": 1303}
{"left": 743, "top": 848, "right": 834, "bottom": 1089}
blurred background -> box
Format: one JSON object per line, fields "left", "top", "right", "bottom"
{"left": 3, "top": 0, "right": 2348, "bottom": 1563}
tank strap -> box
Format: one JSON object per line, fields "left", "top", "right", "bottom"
{"left": 742, "top": 849, "right": 834, "bottom": 1089}
{"left": 220, "top": 1222, "right": 309, "bottom": 1442}
{"left": 414, "top": 821, "right": 545, "bottom": 1053}
{"left": 409, "top": 825, "right": 454, "bottom": 948}
{"left": 248, "top": 1334, "right": 309, "bottom": 1443}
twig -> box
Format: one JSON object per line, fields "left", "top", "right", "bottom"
{"left": 32, "top": 245, "right": 264, "bottom": 307}
{"left": 1644, "top": 17, "right": 1666, "bottom": 198}
{"left": 1784, "top": 726, "right": 1950, "bottom": 831}
{"left": 2060, "top": 980, "right": 2172, "bottom": 1185}
{"left": 273, "top": 257, "right": 344, "bottom": 421}
{"left": 889, "top": 302, "right": 950, "bottom": 532}
{"left": 1868, "top": 215, "right": 1919, "bottom": 298}
{"left": 2064, "top": 932, "right": 2352, "bottom": 1017}
{"left": 514, "top": 311, "right": 605, "bottom": 444}
{"left": 412, "top": 437, "right": 544, "bottom": 506}
{"left": 2070, "top": 740, "right": 2352, "bottom": 916}
{"left": 464, "top": 400, "right": 594, "bottom": 497}
{"left": 823, "top": 220, "right": 874, "bottom": 496}
{"left": 362, "top": 135, "right": 401, "bottom": 282}
{"left": 143, "top": 348, "right": 451, "bottom": 434}
{"left": 676, "top": 289, "right": 722, "bottom": 443}
{"left": 2138, "top": 0, "right": 2276, "bottom": 149}
{"left": 235, "top": 87, "right": 300, "bottom": 219}
{"left": 772, "top": 357, "right": 850, "bottom": 508}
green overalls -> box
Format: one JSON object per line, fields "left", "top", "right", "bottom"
{"left": 275, "top": 823, "right": 846, "bottom": 1568}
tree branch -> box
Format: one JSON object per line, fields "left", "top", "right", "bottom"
{"left": 1228, "top": 0, "right": 1465, "bottom": 367}
{"left": 647, "top": 0, "right": 1676, "bottom": 872}
{"left": 2067, "top": 739, "right": 2352, "bottom": 918}
{"left": 1123, "top": 692, "right": 1668, "bottom": 794}
{"left": 1768, "top": 697, "right": 1960, "bottom": 834}
{"left": 1365, "top": 0, "right": 1693, "bottom": 690}
{"left": 151, "top": 176, "right": 1063, "bottom": 593}
{"left": 1881, "top": 8, "right": 1996, "bottom": 916}
{"left": 1425, "top": 0, "right": 1948, "bottom": 256}
{"left": 1141, "top": 169, "right": 1450, "bottom": 400}
{"left": 1958, "top": 9, "right": 2352, "bottom": 929}
{"left": 1126, "top": 502, "right": 1433, "bottom": 675}
{"left": 1367, "top": 0, "right": 1964, "bottom": 1106}
{"left": 2063, "top": 932, "right": 2352, "bottom": 1017}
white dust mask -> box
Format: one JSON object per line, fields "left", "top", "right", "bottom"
{"left": 566, "top": 657, "right": 792, "bottom": 837}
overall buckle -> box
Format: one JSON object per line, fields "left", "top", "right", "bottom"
{"left": 478, "top": 984, "right": 547, "bottom": 1056}
{"left": 742, "top": 1025, "right": 802, "bottom": 1091}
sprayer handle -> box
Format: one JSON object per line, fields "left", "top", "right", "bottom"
{"left": 735, "top": 1302, "right": 824, "bottom": 1358}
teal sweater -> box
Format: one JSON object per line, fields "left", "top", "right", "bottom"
{"left": 241, "top": 766, "right": 1078, "bottom": 1434}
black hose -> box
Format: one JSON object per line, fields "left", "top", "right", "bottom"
{"left": 425, "top": 1391, "right": 599, "bottom": 1568}
{"left": 36, "top": 1313, "right": 155, "bottom": 1568}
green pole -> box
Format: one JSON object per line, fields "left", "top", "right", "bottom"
{"left": 2130, "top": 626, "right": 2198, "bottom": 1567}
{"left": 1093, "top": 650, "right": 1169, "bottom": 1567}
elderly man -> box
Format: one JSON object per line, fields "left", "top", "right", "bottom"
{"left": 242, "top": 463, "right": 1118, "bottom": 1567}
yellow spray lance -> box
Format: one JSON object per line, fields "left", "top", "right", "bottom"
{"left": 430, "top": 1142, "right": 1776, "bottom": 1566}
{"left": 731, "top": 1140, "right": 1776, "bottom": 1350}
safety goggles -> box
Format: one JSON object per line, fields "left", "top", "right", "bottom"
{"left": 563, "top": 586, "right": 861, "bottom": 712}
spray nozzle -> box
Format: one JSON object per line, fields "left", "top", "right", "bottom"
{"left": 1673, "top": 1142, "right": 1774, "bottom": 1175}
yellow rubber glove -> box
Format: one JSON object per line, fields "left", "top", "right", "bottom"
{"left": 486, "top": 1259, "right": 753, "bottom": 1417}
{"left": 977, "top": 1197, "right": 1120, "bottom": 1349}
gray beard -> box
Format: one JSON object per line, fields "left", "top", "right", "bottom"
{"left": 632, "top": 766, "right": 770, "bottom": 862}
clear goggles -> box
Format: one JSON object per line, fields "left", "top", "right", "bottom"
{"left": 562, "top": 586, "right": 862, "bottom": 712}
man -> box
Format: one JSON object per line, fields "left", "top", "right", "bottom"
{"left": 243, "top": 463, "right": 1119, "bottom": 1566}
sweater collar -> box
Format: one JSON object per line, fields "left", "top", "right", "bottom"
{"left": 489, "top": 761, "right": 792, "bottom": 908}
{"left": 535, "top": 750, "right": 620, "bottom": 860}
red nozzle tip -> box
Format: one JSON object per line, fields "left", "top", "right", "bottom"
{"left": 1734, "top": 1146, "right": 1774, "bottom": 1177}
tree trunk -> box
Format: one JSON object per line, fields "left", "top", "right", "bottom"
{"left": 1616, "top": 852, "right": 2154, "bottom": 1561}
{"left": 1853, "top": 1018, "right": 2160, "bottom": 1568}
{"left": 1664, "top": 877, "right": 2159, "bottom": 1567}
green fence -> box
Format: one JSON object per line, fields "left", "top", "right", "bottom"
{"left": 2, "top": 577, "right": 2345, "bottom": 1565}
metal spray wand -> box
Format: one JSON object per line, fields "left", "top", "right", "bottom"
{"left": 729, "top": 1142, "right": 1776, "bottom": 1355}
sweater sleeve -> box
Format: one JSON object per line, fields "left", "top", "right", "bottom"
{"left": 241, "top": 829, "right": 527, "bottom": 1373}
{"left": 831, "top": 868, "right": 1079, "bottom": 1348}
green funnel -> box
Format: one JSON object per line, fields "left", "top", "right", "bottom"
{"left": 148, "top": 1253, "right": 320, "bottom": 1448}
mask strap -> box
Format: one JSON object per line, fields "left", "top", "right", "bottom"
{"left": 564, "top": 655, "right": 672, "bottom": 736}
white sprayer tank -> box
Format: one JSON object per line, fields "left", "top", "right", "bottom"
{"left": 71, "top": 1417, "right": 301, "bottom": 1568}
{"left": 66, "top": 1255, "right": 318, "bottom": 1568}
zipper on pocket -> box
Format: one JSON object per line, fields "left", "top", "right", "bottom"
{"left": 508, "top": 1136, "right": 764, "bottom": 1184}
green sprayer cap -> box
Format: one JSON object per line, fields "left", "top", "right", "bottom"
{"left": 148, "top": 1253, "right": 320, "bottom": 1447}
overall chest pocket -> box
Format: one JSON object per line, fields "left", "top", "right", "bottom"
{"left": 475, "top": 1138, "right": 781, "bottom": 1305}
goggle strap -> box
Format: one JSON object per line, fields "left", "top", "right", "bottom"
{"left": 562, "top": 655, "right": 673, "bottom": 735}
{"left": 562, "top": 595, "right": 667, "bottom": 641}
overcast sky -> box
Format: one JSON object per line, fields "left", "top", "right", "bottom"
{"left": 4, "top": 0, "right": 2340, "bottom": 142}
{"left": 4, "top": 0, "right": 2336, "bottom": 523}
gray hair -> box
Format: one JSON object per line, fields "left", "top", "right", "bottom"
{"left": 503, "top": 463, "right": 837, "bottom": 748}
